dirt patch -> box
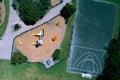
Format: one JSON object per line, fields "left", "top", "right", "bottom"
{"left": 15, "top": 16, "right": 66, "bottom": 62}
{"left": 51, "top": 0, "right": 61, "bottom": 6}
{"left": 0, "top": 0, "right": 6, "bottom": 26}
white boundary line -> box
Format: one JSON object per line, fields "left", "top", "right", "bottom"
{"left": 92, "top": 55, "right": 95, "bottom": 72}
{"left": 74, "top": 45, "right": 106, "bottom": 52}
{"left": 68, "top": 46, "right": 74, "bottom": 69}
{"left": 71, "top": 67, "right": 99, "bottom": 74}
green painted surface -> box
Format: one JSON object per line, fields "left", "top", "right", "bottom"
{"left": 105, "top": 0, "right": 120, "bottom": 38}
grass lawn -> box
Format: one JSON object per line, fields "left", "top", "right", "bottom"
{"left": 0, "top": 0, "right": 9, "bottom": 37}
{"left": 59, "top": 14, "right": 75, "bottom": 59}
{"left": 0, "top": 59, "right": 96, "bottom": 80}
{"left": 105, "top": 0, "right": 120, "bottom": 38}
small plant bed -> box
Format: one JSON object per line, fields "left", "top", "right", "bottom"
{"left": 12, "top": 0, "right": 51, "bottom": 25}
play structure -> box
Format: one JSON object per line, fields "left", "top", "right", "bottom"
{"left": 18, "top": 38, "right": 22, "bottom": 46}
{"left": 32, "top": 29, "right": 44, "bottom": 47}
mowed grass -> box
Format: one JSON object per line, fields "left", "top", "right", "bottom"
{"left": 105, "top": 0, "right": 120, "bottom": 38}
{"left": 59, "top": 14, "right": 75, "bottom": 59}
{"left": 0, "top": 0, "right": 9, "bottom": 37}
{"left": 0, "top": 60, "right": 96, "bottom": 80}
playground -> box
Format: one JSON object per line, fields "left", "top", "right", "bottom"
{"left": 14, "top": 16, "right": 66, "bottom": 62}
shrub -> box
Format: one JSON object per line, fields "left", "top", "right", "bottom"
{"left": 13, "top": 0, "right": 51, "bottom": 25}
{"left": 52, "top": 49, "right": 60, "bottom": 60}
{"left": 14, "top": 24, "right": 21, "bottom": 31}
{"left": 60, "top": 3, "right": 76, "bottom": 20}
{"left": 12, "top": 2, "right": 17, "bottom": 10}
{"left": 0, "top": 0, "right": 2, "bottom": 2}
{"left": 11, "top": 52, "right": 28, "bottom": 65}
{"left": 12, "top": 0, "right": 19, "bottom": 10}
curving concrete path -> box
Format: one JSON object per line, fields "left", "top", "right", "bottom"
{"left": 0, "top": 0, "right": 72, "bottom": 60}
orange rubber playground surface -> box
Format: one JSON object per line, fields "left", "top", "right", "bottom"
{"left": 14, "top": 16, "right": 66, "bottom": 62}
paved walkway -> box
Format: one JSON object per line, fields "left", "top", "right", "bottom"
{"left": 0, "top": 0, "right": 71, "bottom": 60}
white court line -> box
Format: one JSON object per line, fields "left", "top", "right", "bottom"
{"left": 71, "top": 67, "right": 99, "bottom": 74}
{"left": 72, "top": 56, "right": 100, "bottom": 73}
{"left": 68, "top": 46, "right": 74, "bottom": 69}
{"left": 74, "top": 59, "right": 94, "bottom": 68}
{"left": 92, "top": 55, "right": 95, "bottom": 72}
{"left": 94, "top": 61, "right": 99, "bottom": 73}
{"left": 72, "top": 60, "right": 100, "bottom": 73}
{"left": 73, "top": 52, "right": 102, "bottom": 72}
{"left": 73, "top": 52, "right": 91, "bottom": 67}
{"left": 68, "top": 45, "right": 104, "bottom": 72}
{"left": 73, "top": 45, "right": 106, "bottom": 52}
{"left": 74, "top": 60, "right": 85, "bottom": 69}
{"left": 79, "top": 55, "right": 91, "bottom": 69}
{"left": 75, "top": 55, "right": 98, "bottom": 73}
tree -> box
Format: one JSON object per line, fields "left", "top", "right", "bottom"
{"left": 118, "top": 31, "right": 120, "bottom": 40}
{"left": 12, "top": 0, "right": 18, "bottom": 10}
{"left": 13, "top": 0, "right": 51, "bottom": 25}
{"left": 97, "top": 38, "right": 120, "bottom": 80}
{"left": 52, "top": 49, "right": 60, "bottom": 60}
{"left": 14, "top": 24, "right": 21, "bottom": 31}
{"left": 0, "top": 0, "right": 2, "bottom": 2}
{"left": 11, "top": 52, "right": 28, "bottom": 65}
{"left": 60, "top": 3, "right": 76, "bottom": 20}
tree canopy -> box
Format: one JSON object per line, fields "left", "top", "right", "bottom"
{"left": 0, "top": 0, "right": 2, "bottom": 2}
{"left": 14, "top": 24, "right": 21, "bottom": 31}
{"left": 60, "top": 3, "right": 76, "bottom": 19}
{"left": 13, "top": 0, "right": 51, "bottom": 25}
{"left": 97, "top": 36, "right": 120, "bottom": 80}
